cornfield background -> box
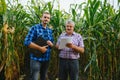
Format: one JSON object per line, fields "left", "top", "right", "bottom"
{"left": 0, "top": 0, "right": 120, "bottom": 80}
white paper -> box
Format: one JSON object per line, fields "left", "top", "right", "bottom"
{"left": 59, "top": 37, "right": 72, "bottom": 49}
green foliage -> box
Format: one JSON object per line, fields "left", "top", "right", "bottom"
{"left": 0, "top": 0, "right": 120, "bottom": 80}
{"left": 0, "top": 0, "right": 7, "bottom": 15}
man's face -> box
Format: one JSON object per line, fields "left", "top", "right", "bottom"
{"left": 66, "top": 23, "right": 74, "bottom": 35}
{"left": 41, "top": 13, "right": 50, "bottom": 24}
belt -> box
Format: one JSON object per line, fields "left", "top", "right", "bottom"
{"left": 59, "top": 57, "right": 78, "bottom": 60}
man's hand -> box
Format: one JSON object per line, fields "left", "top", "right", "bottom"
{"left": 66, "top": 43, "right": 74, "bottom": 48}
{"left": 29, "top": 42, "right": 48, "bottom": 53}
{"left": 47, "top": 40, "right": 53, "bottom": 47}
{"left": 39, "top": 45, "right": 48, "bottom": 53}
{"left": 66, "top": 43, "right": 84, "bottom": 53}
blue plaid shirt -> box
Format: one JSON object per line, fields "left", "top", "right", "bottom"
{"left": 24, "top": 24, "right": 54, "bottom": 61}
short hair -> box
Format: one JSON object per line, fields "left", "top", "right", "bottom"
{"left": 43, "top": 11, "right": 50, "bottom": 15}
{"left": 65, "top": 20, "right": 75, "bottom": 27}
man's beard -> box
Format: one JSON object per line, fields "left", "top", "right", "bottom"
{"left": 43, "top": 20, "right": 48, "bottom": 24}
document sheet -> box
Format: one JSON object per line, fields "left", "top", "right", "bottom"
{"left": 59, "top": 37, "right": 72, "bottom": 49}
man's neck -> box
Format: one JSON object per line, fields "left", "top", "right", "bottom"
{"left": 42, "top": 23, "right": 47, "bottom": 28}
{"left": 66, "top": 32, "right": 74, "bottom": 36}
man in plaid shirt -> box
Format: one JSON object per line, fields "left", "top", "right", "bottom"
{"left": 24, "top": 11, "right": 54, "bottom": 80}
{"left": 56, "top": 20, "right": 84, "bottom": 80}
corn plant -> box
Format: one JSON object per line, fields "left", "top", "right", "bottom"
{"left": 0, "top": 0, "right": 31, "bottom": 79}
{"left": 0, "top": 0, "right": 120, "bottom": 80}
{"left": 80, "top": 0, "right": 120, "bottom": 79}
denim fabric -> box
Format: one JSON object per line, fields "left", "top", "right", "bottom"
{"left": 30, "top": 59, "right": 49, "bottom": 80}
{"left": 59, "top": 58, "right": 79, "bottom": 80}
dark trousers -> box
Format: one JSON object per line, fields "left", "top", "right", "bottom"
{"left": 59, "top": 58, "right": 79, "bottom": 80}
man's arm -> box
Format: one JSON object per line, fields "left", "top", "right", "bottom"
{"left": 29, "top": 42, "right": 48, "bottom": 53}
{"left": 72, "top": 44, "right": 84, "bottom": 53}
{"left": 66, "top": 43, "right": 84, "bottom": 54}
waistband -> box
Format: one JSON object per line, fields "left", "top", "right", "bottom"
{"left": 59, "top": 57, "right": 78, "bottom": 60}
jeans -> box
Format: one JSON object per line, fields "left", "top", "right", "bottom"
{"left": 30, "top": 59, "right": 49, "bottom": 80}
{"left": 59, "top": 58, "right": 79, "bottom": 80}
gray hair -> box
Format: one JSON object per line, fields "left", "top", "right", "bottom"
{"left": 65, "top": 20, "right": 75, "bottom": 27}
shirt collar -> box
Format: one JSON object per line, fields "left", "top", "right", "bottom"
{"left": 40, "top": 23, "right": 48, "bottom": 29}
{"left": 65, "top": 32, "right": 75, "bottom": 36}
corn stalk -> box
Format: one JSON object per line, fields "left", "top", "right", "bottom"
{"left": 0, "top": 22, "right": 20, "bottom": 80}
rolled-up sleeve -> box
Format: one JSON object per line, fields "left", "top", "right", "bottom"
{"left": 78, "top": 35, "right": 84, "bottom": 48}
{"left": 24, "top": 27, "right": 36, "bottom": 46}
{"left": 56, "top": 35, "right": 62, "bottom": 46}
